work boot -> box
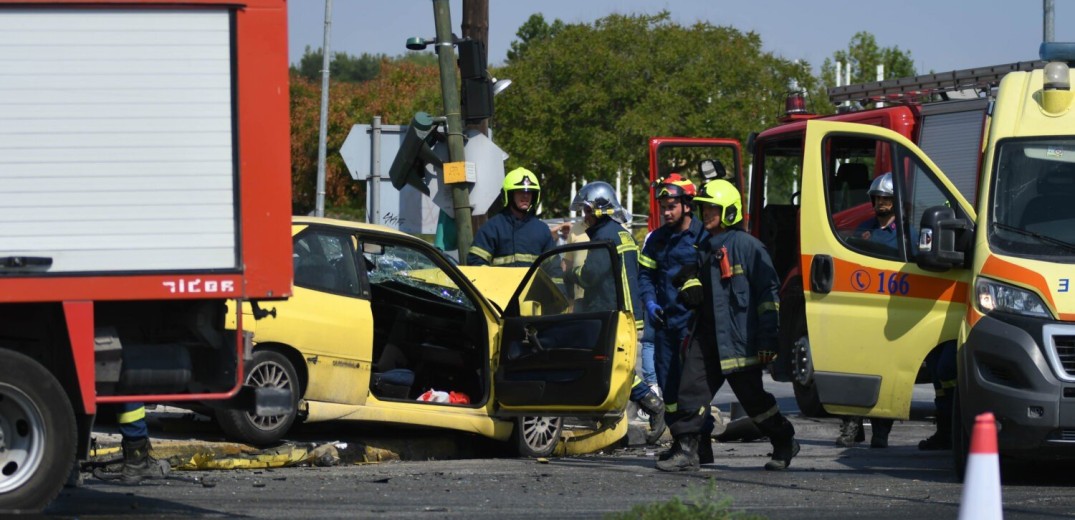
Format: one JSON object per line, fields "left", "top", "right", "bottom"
{"left": 655, "top": 434, "right": 700, "bottom": 472}
{"left": 638, "top": 391, "right": 667, "bottom": 445}
{"left": 920, "top": 397, "right": 954, "bottom": 450}
{"left": 835, "top": 416, "right": 864, "bottom": 447}
{"left": 870, "top": 418, "right": 894, "bottom": 449}
{"left": 698, "top": 436, "right": 714, "bottom": 465}
{"left": 765, "top": 438, "right": 801, "bottom": 471}
{"left": 95, "top": 437, "right": 169, "bottom": 484}
{"left": 758, "top": 413, "right": 799, "bottom": 471}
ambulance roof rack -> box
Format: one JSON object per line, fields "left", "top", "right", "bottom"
{"left": 828, "top": 60, "right": 1046, "bottom": 105}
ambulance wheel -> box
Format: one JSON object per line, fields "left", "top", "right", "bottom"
{"left": 511, "top": 416, "right": 563, "bottom": 458}
{"left": 780, "top": 279, "right": 828, "bottom": 418}
{"left": 217, "top": 350, "right": 300, "bottom": 446}
{"left": 0, "top": 349, "right": 76, "bottom": 513}
{"left": 951, "top": 388, "right": 969, "bottom": 482}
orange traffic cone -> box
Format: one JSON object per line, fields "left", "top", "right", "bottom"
{"left": 958, "top": 412, "right": 1002, "bottom": 520}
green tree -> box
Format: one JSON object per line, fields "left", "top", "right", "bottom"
{"left": 289, "top": 61, "right": 442, "bottom": 215}
{"left": 494, "top": 11, "right": 817, "bottom": 216}
{"left": 292, "top": 46, "right": 388, "bottom": 83}
{"left": 506, "top": 14, "right": 565, "bottom": 64}
{"left": 820, "top": 32, "right": 916, "bottom": 87}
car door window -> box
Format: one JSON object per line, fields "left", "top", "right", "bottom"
{"left": 824, "top": 135, "right": 903, "bottom": 261}
{"left": 899, "top": 146, "right": 965, "bottom": 260}
{"left": 293, "top": 229, "right": 361, "bottom": 296}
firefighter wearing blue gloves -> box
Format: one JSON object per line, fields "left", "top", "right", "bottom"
{"left": 468, "top": 167, "right": 558, "bottom": 268}
{"left": 638, "top": 174, "right": 703, "bottom": 417}
{"left": 563, "top": 181, "right": 665, "bottom": 444}
{"left": 657, "top": 179, "right": 798, "bottom": 472}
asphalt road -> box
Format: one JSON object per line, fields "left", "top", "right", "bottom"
{"left": 42, "top": 381, "right": 1075, "bottom": 519}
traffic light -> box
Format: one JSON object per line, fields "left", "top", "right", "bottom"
{"left": 457, "top": 40, "right": 494, "bottom": 124}
{"left": 388, "top": 112, "right": 442, "bottom": 192}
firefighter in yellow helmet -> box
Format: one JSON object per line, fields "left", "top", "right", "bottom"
{"left": 468, "top": 168, "right": 558, "bottom": 267}
{"left": 657, "top": 179, "right": 799, "bottom": 472}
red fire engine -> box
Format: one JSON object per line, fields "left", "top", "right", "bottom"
{"left": 0, "top": 0, "right": 292, "bottom": 511}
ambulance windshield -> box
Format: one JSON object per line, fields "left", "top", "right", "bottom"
{"left": 989, "top": 138, "right": 1075, "bottom": 258}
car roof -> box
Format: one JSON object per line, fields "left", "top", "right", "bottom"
{"left": 292, "top": 216, "right": 410, "bottom": 238}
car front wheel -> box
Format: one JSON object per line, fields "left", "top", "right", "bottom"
{"left": 511, "top": 416, "right": 563, "bottom": 458}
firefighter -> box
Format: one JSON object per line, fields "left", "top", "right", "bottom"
{"left": 94, "top": 402, "right": 170, "bottom": 484}
{"left": 919, "top": 341, "right": 956, "bottom": 450}
{"left": 854, "top": 172, "right": 898, "bottom": 250}
{"left": 468, "top": 167, "right": 558, "bottom": 268}
{"left": 563, "top": 181, "right": 665, "bottom": 443}
{"left": 637, "top": 174, "right": 709, "bottom": 456}
{"left": 657, "top": 179, "right": 799, "bottom": 472}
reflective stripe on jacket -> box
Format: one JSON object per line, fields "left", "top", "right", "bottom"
{"left": 693, "top": 228, "right": 780, "bottom": 373}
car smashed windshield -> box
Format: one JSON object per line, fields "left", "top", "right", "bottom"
{"left": 364, "top": 243, "right": 475, "bottom": 310}
{"left": 989, "top": 138, "right": 1075, "bottom": 261}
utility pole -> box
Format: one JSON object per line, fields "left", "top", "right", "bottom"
{"left": 432, "top": 0, "right": 473, "bottom": 263}
{"left": 461, "top": 0, "right": 490, "bottom": 231}
{"left": 1044, "top": 0, "right": 1055, "bottom": 43}
{"left": 314, "top": 0, "right": 333, "bottom": 217}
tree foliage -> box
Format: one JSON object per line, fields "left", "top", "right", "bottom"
{"left": 820, "top": 31, "right": 916, "bottom": 87}
{"left": 289, "top": 61, "right": 441, "bottom": 215}
{"left": 493, "top": 12, "right": 818, "bottom": 216}
{"left": 292, "top": 46, "right": 439, "bottom": 83}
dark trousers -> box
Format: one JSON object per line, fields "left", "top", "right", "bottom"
{"left": 653, "top": 325, "right": 688, "bottom": 406}
{"left": 668, "top": 335, "right": 781, "bottom": 437}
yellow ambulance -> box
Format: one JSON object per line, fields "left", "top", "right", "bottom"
{"left": 797, "top": 43, "right": 1075, "bottom": 472}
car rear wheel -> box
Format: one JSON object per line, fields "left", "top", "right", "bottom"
{"left": 217, "top": 350, "right": 300, "bottom": 446}
{"left": 511, "top": 416, "right": 563, "bottom": 458}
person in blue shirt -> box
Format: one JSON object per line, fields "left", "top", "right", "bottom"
{"left": 853, "top": 172, "right": 898, "bottom": 251}
{"left": 468, "top": 167, "right": 558, "bottom": 268}
{"left": 637, "top": 174, "right": 708, "bottom": 456}
{"left": 563, "top": 181, "right": 665, "bottom": 444}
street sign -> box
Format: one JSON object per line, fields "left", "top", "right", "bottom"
{"left": 340, "top": 123, "right": 508, "bottom": 228}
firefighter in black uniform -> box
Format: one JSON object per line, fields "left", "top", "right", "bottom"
{"left": 656, "top": 179, "right": 799, "bottom": 472}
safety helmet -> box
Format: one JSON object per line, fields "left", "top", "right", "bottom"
{"left": 868, "top": 172, "right": 894, "bottom": 198}
{"left": 502, "top": 167, "right": 541, "bottom": 207}
{"left": 571, "top": 181, "right": 626, "bottom": 223}
{"left": 694, "top": 179, "right": 743, "bottom": 227}
{"left": 656, "top": 173, "right": 697, "bottom": 201}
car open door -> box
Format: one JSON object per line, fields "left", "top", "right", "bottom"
{"left": 800, "top": 120, "right": 975, "bottom": 419}
{"left": 493, "top": 241, "right": 635, "bottom": 416}
{"left": 648, "top": 137, "right": 744, "bottom": 232}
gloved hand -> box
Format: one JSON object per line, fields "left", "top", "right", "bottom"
{"left": 645, "top": 300, "right": 665, "bottom": 328}
{"left": 671, "top": 263, "right": 699, "bottom": 289}
{"left": 677, "top": 280, "right": 704, "bottom": 309}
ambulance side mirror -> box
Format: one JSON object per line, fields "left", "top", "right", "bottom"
{"left": 915, "top": 206, "right": 972, "bottom": 272}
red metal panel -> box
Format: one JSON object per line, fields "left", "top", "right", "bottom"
{"left": 647, "top": 137, "right": 744, "bottom": 232}
{"left": 62, "top": 301, "right": 96, "bottom": 414}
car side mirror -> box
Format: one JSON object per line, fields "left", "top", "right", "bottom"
{"left": 916, "top": 206, "right": 972, "bottom": 272}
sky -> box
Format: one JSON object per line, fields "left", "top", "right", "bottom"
{"left": 288, "top": 1, "right": 1075, "bottom": 77}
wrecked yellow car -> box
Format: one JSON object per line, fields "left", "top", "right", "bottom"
{"left": 218, "top": 217, "right": 636, "bottom": 456}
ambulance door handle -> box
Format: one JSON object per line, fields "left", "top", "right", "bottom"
{"left": 810, "top": 255, "right": 833, "bottom": 294}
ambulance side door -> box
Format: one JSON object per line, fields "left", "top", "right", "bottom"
{"left": 800, "top": 120, "right": 974, "bottom": 419}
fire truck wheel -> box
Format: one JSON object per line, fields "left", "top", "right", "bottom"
{"left": 0, "top": 349, "right": 76, "bottom": 513}
{"left": 217, "top": 350, "right": 300, "bottom": 446}
{"left": 511, "top": 416, "right": 563, "bottom": 458}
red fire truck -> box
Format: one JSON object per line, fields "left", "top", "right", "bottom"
{"left": 648, "top": 61, "right": 1040, "bottom": 415}
{"left": 0, "top": 0, "right": 292, "bottom": 511}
